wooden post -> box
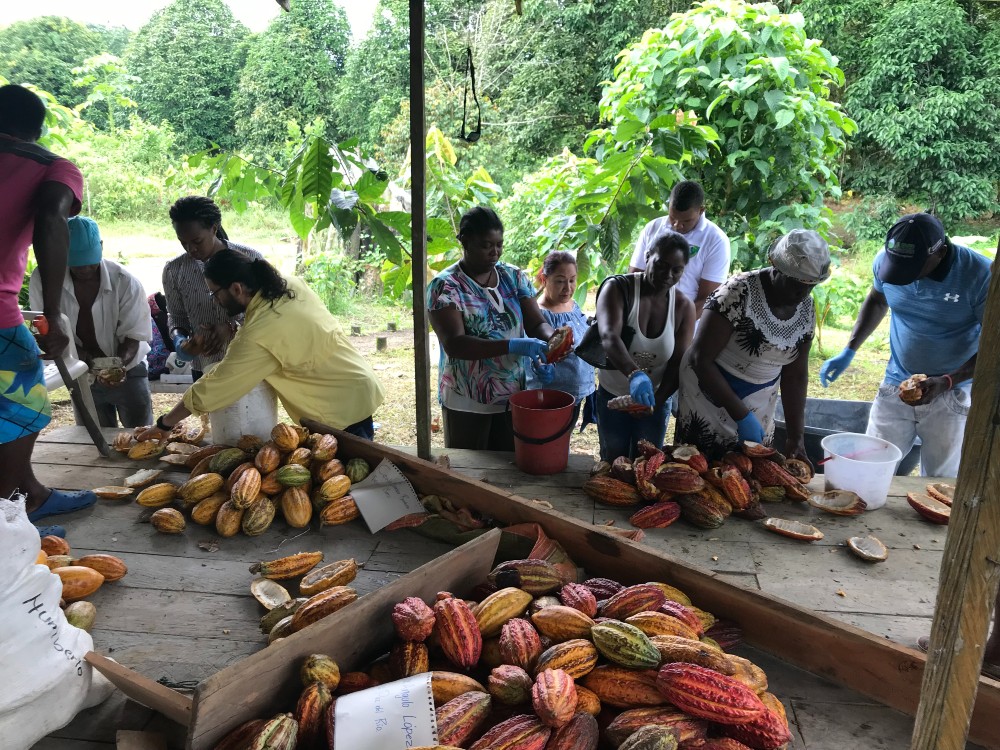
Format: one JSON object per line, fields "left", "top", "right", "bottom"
{"left": 350, "top": 324, "right": 361, "bottom": 336}
{"left": 410, "top": 0, "right": 432, "bottom": 460}
{"left": 910, "top": 269, "right": 1000, "bottom": 749}
{"left": 388, "top": 321, "right": 398, "bottom": 332}
{"left": 376, "top": 336, "right": 388, "bottom": 352}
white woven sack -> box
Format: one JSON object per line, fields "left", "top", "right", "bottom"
{"left": 0, "top": 494, "right": 113, "bottom": 750}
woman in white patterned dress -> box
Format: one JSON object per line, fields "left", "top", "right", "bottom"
{"left": 675, "top": 230, "right": 830, "bottom": 460}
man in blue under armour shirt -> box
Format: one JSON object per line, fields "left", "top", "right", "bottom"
{"left": 819, "top": 212, "right": 990, "bottom": 477}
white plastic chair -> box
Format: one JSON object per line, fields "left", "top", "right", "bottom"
{"left": 22, "top": 311, "right": 111, "bottom": 456}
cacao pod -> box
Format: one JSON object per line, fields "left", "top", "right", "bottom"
{"left": 579, "top": 666, "right": 665, "bottom": 709}
{"left": 231, "top": 467, "right": 263, "bottom": 509}
{"left": 300, "top": 558, "right": 357, "bottom": 596}
{"left": 310, "top": 433, "right": 338, "bottom": 462}
{"left": 582, "top": 577, "right": 625, "bottom": 600}
{"left": 128, "top": 440, "right": 164, "bottom": 460}
{"left": 177, "top": 472, "right": 223, "bottom": 506}
{"left": 248, "top": 713, "right": 297, "bottom": 750}
{"left": 55, "top": 565, "right": 104, "bottom": 602}
{"left": 136, "top": 482, "right": 177, "bottom": 508}
{"left": 488, "top": 558, "right": 562, "bottom": 595}
{"left": 345, "top": 457, "right": 371, "bottom": 483}
{"left": 255, "top": 443, "right": 282, "bottom": 474}
{"left": 474, "top": 586, "right": 533, "bottom": 637}
{"left": 250, "top": 551, "right": 324, "bottom": 579}
{"left": 261, "top": 598, "right": 305, "bottom": 634}
{"left": 671, "top": 444, "right": 709, "bottom": 474}
{"left": 286, "top": 447, "right": 312, "bottom": 466}
{"left": 74, "top": 554, "right": 127, "bottom": 582}
{"left": 294, "top": 681, "right": 332, "bottom": 749}
{"left": 629, "top": 501, "right": 682, "bottom": 529}
{"left": 468, "top": 714, "right": 550, "bottom": 750}
{"left": 260, "top": 469, "right": 283, "bottom": 496}
{"left": 617, "top": 725, "right": 679, "bottom": 750}
{"left": 559, "top": 583, "right": 598, "bottom": 617}
{"left": 313, "top": 458, "right": 346, "bottom": 483}
{"left": 191, "top": 491, "right": 228, "bottom": 525}
{"left": 649, "top": 635, "right": 734, "bottom": 674}
{"left": 319, "top": 494, "right": 360, "bottom": 525}
{"left": 64, "top": 600, "right": 97, "bottom": 631}
{"left": 46, "top": 554, "right": 73, "bottom": 569}
{"left": 213, "top": 720, "right": 266, "bottom": 750}
{"left": 271, "top": 423, "right": 301, "bottom": 452}
{"left": 531, "top": 605, "right": 595, "bottom": 642}
{"left": 489, "top": 664, "right": 533, "bottom": 705}
{"left": 605, "top": 707, "right": 706, "bottom": 747}
{"left": 591, "top": 620, "right": 661, "bottom": 668}
{"left": 337, "top": 671, "right": 377, "bottom": 694}
{"left": 723, "top": 707, "right": 793, "bottom": 750}
{"left": 276, "top": 463, "right": 311, "bottom": 488}
{"left": 390, "top": 640, "right": 430, "bottom": 679}
{"left": 582, "top": 476, "right": 641, "bottom": 507}
{"left": 209, "top": 448, "right": 248, "bottom": 476}
{"left": 291, "top": 586, "right": 357, "bottom": 632}
{"left": 436, "top": 691, "right": 492, "bottom": 747}
{"left": 434, "top": 596, "right": 482, "bottom": 669}
{"left": 431, "top": 671, "right": 486, "bottom": 706}
{"left": 499, "top": 617, "right": 543, "bottom": 671}
{"left": 659, "top": 600, "right": 704, "bottom": 636}
{"left": 727, "top": 655, "right": 769, "bottom": 694}
{"left": 532, "top": 668, "right": 577, "bottom": 728}
{"left": 236, "top": 434, "right": 265, "bottom": 455}
{"left": 626, "top": 611, "right": 701, "bottom": 641}
{"left": 534, "top": 639, "right": 598, "bottom": 679}
{"left": 600, "top": 584, "right": 667, "bottom": 620}
{"left": 280, "top": 486, "right": 313, "bottom": 529}
{"left": 610, "top": 456, "right": 636, "bottom": 484}
{"left": 645, "top": 581, "right": 691, "bottom": 606}
{"left": 301, "top": 653, "right": 341, "bottom": 690}
{"left": 655, "top": 663, "right": 766, "bottom": 725}
{"left": 241, "top": 496, "right": 276, "bottom": 536}
{"left": 705, "top": 620, "right": 743, "bottom": 650}
{"left": 317, "top": 474, "right": 352, "bottom": 502}
{"left": 150, "top": 507, "right": 186, "bottom": 534}
{"left": 651, "top": 466, "right": 704, "bottom": 495}
{"left": 393, "top": 596, "right": 436, "bottom": 642}
{"left": 676, "top": 493, "right": 729, "bottom": 530}
{"left": 40, "top": 535, "right": 70, "bottom": 556}
{"left": 214, "top": 500, "right": 244, "bottom": 538}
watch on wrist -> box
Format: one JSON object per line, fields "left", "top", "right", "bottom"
{"left": 156, "top": 415, "right": 173, "bottom": 431}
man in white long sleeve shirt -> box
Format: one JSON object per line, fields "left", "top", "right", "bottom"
{"left": 30, "top": 216, "right": 153, "bottom": 427}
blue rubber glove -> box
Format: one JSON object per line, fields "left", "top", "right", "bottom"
{"left": 532, "top": 359, "right": 556, "bottom": 385}
{"left": 508, "top": 337, "right": 548, "bottom": 359}
{"left": 819, "top": 348, "right": 856, "bottom": 387}
{"left": 735, "top": 412, "right": 765, "bottom": 443}
{"left": 629, "top": 371, "right": 655, "bottom": 408}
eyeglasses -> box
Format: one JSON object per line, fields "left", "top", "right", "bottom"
{"left": 208, "top": 288, "right": 224, "bottom": 299}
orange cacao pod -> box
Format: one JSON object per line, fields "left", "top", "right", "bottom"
{"left": 214, "top": 500, "right": 244, "bottom": 538}
{"left": 499, "top": 617, "right": 543, "bottom": 671}
{"left": 532, "top": 668, "right": 577, "bottom": 728}
{"left": 224, "top": 462, "right": 256, "bottom": 494}
{"left": 260, "top": 469, "right": 283, "bottom": 495}
{"left": 294, "top": 681, "right": 332, "bottom": 749}
{"left": 649, "top": 635, "right": 733, "bottom": 674}
{"left": 250, "top": 551, "right": 324, "bottom": 579}
{"left": 727, "top": 655, "right": 769, "bottom": 694}
{"left": 390, "top": 640, "right": 430, "bottom": 679}
{"left": 436, "top": 691, "right": 492, "bottom": 747}
{"left": 291, "top": 586, "right": 357, "bottom": 632}
{"left": 310, "top": 433, "right": 338, "bottom": 462}
{"left": 286, "top": 447, "right": 312, "bottom": 466}
{"left": 579, "top": 666, "right": 665, "bottom": 709}
{"left": 626, "top": 611, "right": 701, "bottom": 641}
{"left": 313, "top": 458, "right": 346, "bottom": 482}
{"left": 676, "top": 492, "right": 729, "bottom": 530}
{"left": 319, "top": 494, "right": 360, "bottom": 525}
{"left": 651, "top": 465, "right": 705, "bottom": 494}
{"left": 718, "top": 465, "right": 754, "bottom": 511}
{"left": 434, "top": 596, "right": 482, "bottom": 669}
{"left": 280, "top": 486, "right": 313, "bottom": 529}
{"left": 271, "top": 423, "right": 301, "bottom": 452}
{"left": 191, "top": 491, "right": 228, "bottom": 525}
{"left": 150, "top": 507, "right": 185, "bottom": 534}
{"left": 73, "top": 554, "right": 127, "bottom": 582}
{"left": 655, "top": 663, "right": 766, "bottom": 725}
{"left": 337, "top": 671, "right": 377, "bottom": 694}
{"left": 393, "top": 596, "right": 436, "bottom": 642}
{"left": 317, "top": 474, "right": 352, "bottom": 502}
{"left": 55, "top": 565, "right": 104, "bottom": 602}
{"left": 531, "top": 605, "right": 595, "bottom": 642}
{"left": 574, "top": 686, "right": 601, "bottom": 715}
{"left": 582, "top": 475, "right": 641, "bottom": 506}
{"left": 136, "top": 482, "right": 178, "bottom": 508}
{"left": 300, "top": 558, "right": 357, "bottom": 596}
{"left": 255, "top": 442, "right": 282, "bottom": 474}
{"left": 534, "top": 639, "right": 598, "bottom": 679}
{"left": 430, "top": 671, "right": 486, "bottom": 706}
{"left": 231, "top": 467, "right": 263, "bottom": 509}
{"left": 41, "top": 535, "right": 70, "bottom": 556}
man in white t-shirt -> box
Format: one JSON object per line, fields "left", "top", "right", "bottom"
{"left": 629, "top": 180, "right": 731, "bottom": 317}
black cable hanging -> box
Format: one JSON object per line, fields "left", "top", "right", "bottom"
{"left": 459, "top": 46, "right": 482, "bottom": 143}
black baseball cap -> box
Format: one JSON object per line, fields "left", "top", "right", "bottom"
{"left": 878, "top": 213, "right": 946, "bottom": 285}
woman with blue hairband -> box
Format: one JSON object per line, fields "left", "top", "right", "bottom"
{"left": 29, "top": 216, "right": 153, "bottom": 427}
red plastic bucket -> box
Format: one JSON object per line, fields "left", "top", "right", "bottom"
{"left": 508, "top": 389, "right": 576, "bottom": 475}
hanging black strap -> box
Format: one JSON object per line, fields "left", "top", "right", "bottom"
{"left": 460, "top": 46, "right": 482, "bottom": 143}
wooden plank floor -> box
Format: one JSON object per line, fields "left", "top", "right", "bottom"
{"left": 35, "top": 427, "right": 983, "bottom": 750}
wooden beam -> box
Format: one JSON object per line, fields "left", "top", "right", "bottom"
{"left": 410, "top": 0, "right": 432, "bottom": 460}
{"left": 911, "top": 270, "right": 1000, "bottom": 749}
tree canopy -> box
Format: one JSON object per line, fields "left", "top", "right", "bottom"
{"left": 123, "top": 0, "right": 248, "bottom": 152}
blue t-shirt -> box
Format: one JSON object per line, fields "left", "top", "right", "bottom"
{"left": 525, "top": 303, "right": 596, "bottom": 401}
{"left": 872, "top": 243, "right": 990, "bottom": 386}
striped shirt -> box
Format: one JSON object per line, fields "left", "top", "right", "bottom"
{"left": 162, "top": 240, "right": 261, "bottom": 370}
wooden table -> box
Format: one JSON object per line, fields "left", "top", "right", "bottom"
{"left": 32, "top": 427, "right": 981, "bottom": 750}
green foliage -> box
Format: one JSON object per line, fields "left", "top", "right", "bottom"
{"left": 601, "top": 0, "right": 855, "bottom": 268}
{"left": 846, "top": 0, "right": 1000, "bottom": 225}
{"left": 124, "top": 0, "right": 248, "bottom": 152}
{"left": 840, "top": 194, "right": 900, "bottom": 243}
{"left": 812, "top": 271, "right": 866, "bottom": 355}
{"left": 0, "top": 17, "right": 104, "bottom": 107}
{"left": 71, "top": 54, "right": 139, "bottom": 133}
{"left": 302, "top": 252, "right": 364, "bottom": 314}
{"left": 234, "top": 0, "right": 352, "bottom": 161}
{"left": 797, "top": 0, "right": 887, "bottom": 84}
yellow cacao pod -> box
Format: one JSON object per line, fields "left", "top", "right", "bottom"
{"left": 150, "top": 507, "right": 186, "bottom": 534}
{"left": 231, "top": 467, "right": 263, "bottom": 509}
{"left": 214, "top": 500, "right": 244, "bottom": 538}
{"left": 191, "top": 491, "right": 228, "bottom": 525}
{"left": 319, "top": 494, "right": 359, "bottom": 526}
{"left": 280, "top": 486, "right": 313, "bottom": 529}
{"left": 318, "top": 475, "right": 351, "bottom": 502}
{"left": 255, "top": 443, "right": 282, "bottom": 474}
{"left": 178, "top": 472, "right": 224, "bottom": 506}
{"left": 271, "top": 423, "right": 301, "bottom": 452}
{"left": 136, "top": 482, "right": 178, "bottom": 508}
{"left": 55, "top": 566, "right": 104, "bottom": 602}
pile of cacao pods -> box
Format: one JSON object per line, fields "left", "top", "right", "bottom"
{"left": 37, "top": 535, "right": 129, "bottom": 633}
{"left": 583, "top": 441, "right": 814, "bottom": 531}
{"left": 210, "top": 558, "right": 791, "bottom": 750}
{"left": 248, "top": 551, "right": 361, "bottom": 646}
{"left": 100, "top": 421, "right": 372, "bottom": 539}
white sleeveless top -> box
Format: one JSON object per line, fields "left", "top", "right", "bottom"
{"left": 599, "top": 276, "right": 677, "bottom": 397}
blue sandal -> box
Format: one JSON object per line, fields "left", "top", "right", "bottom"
{"left": 35, "top": 524, "right": 66, "bottom": 538}
{"left": 27, "top": 489, "right": 97, "bottom": 522}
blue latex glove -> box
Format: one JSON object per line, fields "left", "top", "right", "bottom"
{"left": 532, "top": 358, "right": 556, "bottom": 385}
{"left": 508, "top": 337, "right": 548, "bottom": 359}
{"left": 736, "top": 412, "right": 765, "bottom": 443}
{"left": 819, "top": 348, "right": 856, "bottom": 387}
{"left": 629, "top": 371, "right": 655, "bottom": 407}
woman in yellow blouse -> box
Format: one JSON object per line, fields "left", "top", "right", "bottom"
{"left": 137, "top": 249, "right": 384, "bottom": 440}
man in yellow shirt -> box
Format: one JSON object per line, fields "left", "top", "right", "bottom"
{"left": 138, "top": 249, "right": 384, "bottom": 440}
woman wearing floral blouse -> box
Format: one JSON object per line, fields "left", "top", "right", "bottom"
{"left": 427, "top": 206, "right": 555, "bottom": 450}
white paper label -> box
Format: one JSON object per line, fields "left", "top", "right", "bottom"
{"left": 333, "top": 673, "right": 438, "bottom": 749}
{"left": 350, "top": 459, "right": 425, "bottom": 533}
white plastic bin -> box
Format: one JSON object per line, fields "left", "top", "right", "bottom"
{"left": 208, "top": 378, "right": 279, "bottom": 446}
{"left": 820, "top": 432, "right": 903, "bottom": 510}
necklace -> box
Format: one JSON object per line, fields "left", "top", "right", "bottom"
{"left": 461, "top": 262, "right": 503, "bottom": 314}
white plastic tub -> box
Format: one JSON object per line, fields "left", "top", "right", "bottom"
{"left": 820, "top": 432, "right": 903, "bottom": 510}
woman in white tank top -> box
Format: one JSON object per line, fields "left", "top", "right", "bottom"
{"left": 594, "top": 233, "right": 695, "bottom": 461}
